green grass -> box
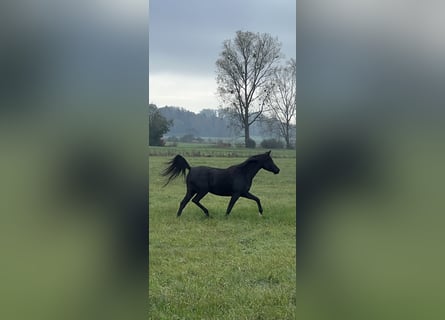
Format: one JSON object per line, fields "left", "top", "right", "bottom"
{"left": 149, "top": 154, "right": 296, "bottom": 319}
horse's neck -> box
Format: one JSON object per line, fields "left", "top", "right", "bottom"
{"left": 243, "top": 161, "right": 262, "bottom": 180}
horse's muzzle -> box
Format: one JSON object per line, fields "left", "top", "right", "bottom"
{"left": 274, "top": 169, "right": 280, "bottom": 174}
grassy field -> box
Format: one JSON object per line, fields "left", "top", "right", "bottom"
{"left": 149, "top": 150, "right": 296, "bottom": 319}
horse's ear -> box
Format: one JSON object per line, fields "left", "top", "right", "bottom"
{"left": 267, "top": 150, "right": 271, "bottom": 155}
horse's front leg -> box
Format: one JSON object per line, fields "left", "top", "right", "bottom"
{"left": 241, "top": 192, "right": 263, "bottom": 215}
{"left": 226, "top": 193, "right": 241, "bottom": 215}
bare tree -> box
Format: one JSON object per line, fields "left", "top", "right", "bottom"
{"left": 268, "top": 58, "right": 296, "bottom": 149}
{"left": 216, "top": 30, "right": 282, "bottom": 147}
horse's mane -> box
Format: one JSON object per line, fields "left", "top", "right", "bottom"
{"left": 237, "top": 153, "right": 267, "bottom": 168}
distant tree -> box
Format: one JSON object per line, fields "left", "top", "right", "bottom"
{"left": 216, "top": 30, "right": 282, "bottom": 148}
{"left": 269, "top": 59, "right": 297, "bottom": 149}
{"left": 149, "top": 104, "right": 172, "bottom": 146}
{"left": 268, "top": 58, "right": 296, "bottom": 149}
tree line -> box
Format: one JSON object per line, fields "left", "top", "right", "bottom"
{"left": 149, "top": 104, "right": 295, "bottom": 148}
{"left": 158, "top": 106, "right": 231, "bottom": 138}
{"left": 158, "top": 106, "right": 266, "bottom": 138}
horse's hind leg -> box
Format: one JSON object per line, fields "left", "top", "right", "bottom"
{"left": 192, "top": 192, "right": 209, "bottom": 217}
{"left": 226, "top": 193, "right": 240, "bottom": 215}
{"left": 177, "top": 190, "right": 195, "bottom": 217}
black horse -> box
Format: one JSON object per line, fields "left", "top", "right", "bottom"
{"left": 162, "top": 151, "right": 280, "bottom": 217}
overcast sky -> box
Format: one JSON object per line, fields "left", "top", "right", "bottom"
{"left": 149, "top": 0, "right": 296, "bottom": 113}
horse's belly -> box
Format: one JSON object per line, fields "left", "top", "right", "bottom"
{"left": 209, "top": 186, "right": 232, "bottom": 196}
{"left": 209, "top": 177, "right": 249, "bottom": 196}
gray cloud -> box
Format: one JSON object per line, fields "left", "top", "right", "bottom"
{"left": 149, "top": 0, "right": 296, "bottom": 83}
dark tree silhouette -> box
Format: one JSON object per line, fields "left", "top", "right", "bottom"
{"left": 149, "top": 104, "right": 172, "bottom": 146}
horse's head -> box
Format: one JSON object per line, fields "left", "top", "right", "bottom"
{"left": 262, "top": 150, "right": 280, "bottom": 174}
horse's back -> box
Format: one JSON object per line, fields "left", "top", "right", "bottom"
{"left": 188, "top": 166, "right": 234, "bottom": 195}
{"left": 187, "top": 166, "right": 213, "bottom": 189}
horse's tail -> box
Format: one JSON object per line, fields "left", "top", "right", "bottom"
{"left": 161, "top": 155, "right": 191, "bottom": 187}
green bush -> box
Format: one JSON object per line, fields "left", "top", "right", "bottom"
{"left": 260, "top": 138, "right": 284, "bottom": 149}
{"left": 246, "top": 138, "right": 256, "bottom": 148}
{"left": 180, "top": 134, "right": 195, "bottom": 143}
